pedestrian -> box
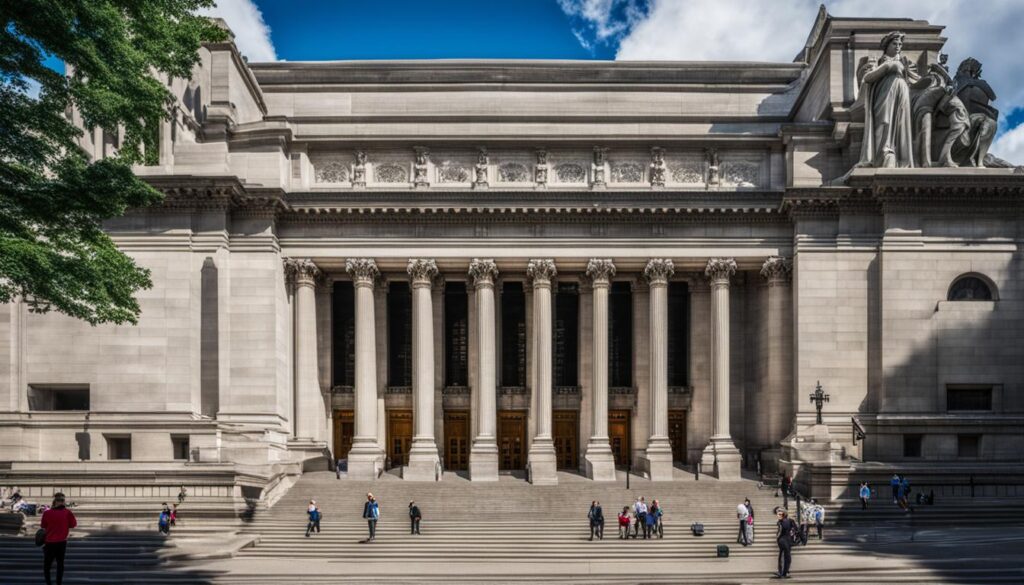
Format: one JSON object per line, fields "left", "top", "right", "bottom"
{"left": 587, "top": 500, "right": 604, "bottom": 540}
{"left": 617, "top": 506, "right": 630, "bottom": 539}
{"left": 744, "top": 498, "right": 755, "bottom": 544}
{"left": 158, "top": 503, "right": 171, "bottom": 535}
{"left": 305, "top": 500, "right": 321, "bottom": 537}
{"left": 40, "top": 492, "right": 76, "bottom": 585}
{"left": 651, "top": 499, "right": 664, "bottom": 538}
{"left": 812, "top": 500, "right": 824, "bottom": 540}
{"left": 890, "top": 474, "right": 900, "bottom": 504}
{"left": 644, "top": 504, "right": 656, "bottom": 538}
{"left": 177, "top": 486, "right": 188, "bottom": 505}
{"left": 362, "top": 492, "right": 380, "bottom": 542}
{"left": 774, "top": 508, "right": 797, "bottom": 579}
{"left": 170, "top": 503, "right": 178, "bottom": 526}
{"left": 633, "top": 497, "right": 647, "bottom": 539}
{"left": 409, "top": 501, "right": 422, "bottom": 535}
{"left": 798, "top": 503, "right": 811, "bottom": 546}
{"left": 336, "top": 457, "right": 344, "bottom": 480}
{"left": 736, "top": 502, "right": 750, "bottom": 546}
{"left": 859, "top": 482, "right": 871, "bottom": 510}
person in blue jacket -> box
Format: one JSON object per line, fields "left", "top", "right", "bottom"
{"left": 362, "top": 492, "right": 380, "bottom": 541}
{"left": 305, "top": 499, "right": 321, "bottom": 537}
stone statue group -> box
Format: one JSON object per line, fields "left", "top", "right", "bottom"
{"left": 855, "top": 31, "right": 1006, "bottom": 169}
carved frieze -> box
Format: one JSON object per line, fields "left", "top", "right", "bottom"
{"left": 668, "top": 154, "right": 705, "bottom": 186}
{"left": 352, "top": 150, "right": 367, "bottom": 187}
{"left": 313, "top": 159, "right": 349, "bottom": 184}
{"left": 374, "top": 163, "right": 408, "bottom": 184}
{"left": 554, "top": 162, "right": 587, "bottom": 184}
{"left": 437, "top": 163, "right": 470, "bottom": 184}
{"left": 650, "top": 147, "right": 666, "bottom": 187}
{"left": 706, "top": 148, "right": 720, "bottom": 186}
{"left": 593, "top": 147, "right": 608, "bottom": 188}
{"left": 474, "top": 148, "right": 489, "bottom": 189}
{"left": 413, "top": 147, "right": 429, "bottom": 188}
{"left": 721, "top": 159, "right": 760, "bottom": 188}
{"left": 498, "top": 162, "right": 530, "bottom": 183}
{"left": 535, "top": 148, "right": 548, "bottom": 187}
{"left": 611, "top": 162, "right": 644, "bottom": 184}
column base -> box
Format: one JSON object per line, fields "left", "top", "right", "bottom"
{"left": 700, "top": 437, "right": 741, "bottom": 481}
{"left": 527, "top": 441, "right": 558, "bottom": 485}
{"left": 469, "top": 441, "right": 499, "bottom": 482}
{"left": 347, "top": 441, "right": 385, "bottom": 480}
{"left": 404, "top": 442, "right": 441, "bottom": 482}
{"left": 583, "top": 442, "right": 617, "bottom": 482}
{"left": 641, "top": 439, "right": 674, "bottom": 481}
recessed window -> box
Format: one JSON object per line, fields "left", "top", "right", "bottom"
{"left": 172, "top": 436, "right": 190, "bottom": 461}
{"left": 947, "top": 275, "right": 994, "bottom": 301}
{"left": 903, "top": 434, "right": 923, "bottom": 458}
{"left": 947, "top": 387, "right": 993, "bottom": 411}
{"left": 27, "top": 385, "right": 90, "bottom": 411}
{"left": 106, "top": 435, "right": 132, "bottom": 460}
{"left": 958, "top": 435, "right": 981, "bottom": 458}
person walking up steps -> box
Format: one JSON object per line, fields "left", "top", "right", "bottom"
{"left": 859, "top": 482, "right": 871, "bottom": 510}
{"left": 736, "top": 501, "right": 751, "bottom": 546}
{"left": 158, "top": 503, "right": 171, "bottom": 535}
{"left": 40, "top": 492, "right": 76, "bottom": 585}
{"left": 409, "top": 501, "right": 422, "bottom": 535}
{"left": 363, "top": 493, "right": 380, "bottom": 542}
{"left": 618, "top": 507, "right": 630, "bottom": 539}
{"left": 305, "top": 500, "right": 321, "bottom": 537}
{"left": 774, "top": 508, "right": 797, "bottom": 579}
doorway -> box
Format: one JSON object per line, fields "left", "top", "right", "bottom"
{"left": 444, "top": 410, "right": 470, "bottom": 471}
{"left": 553, "top": 410, "right": 579, "bottom": 470}
{"left": 608, "top": 409, "right": 631, "bottom": 468}
{"left": 332, "top": 410, "right": 354, "bottom": 460}
{"left": 498, "top": 410, "right": 527, "bottom": 470}
{"left": 387, "top": 409, "right": 413, "bottom": 468}
{"left": 669, "top": 409, "right": 687, "bottom": 464}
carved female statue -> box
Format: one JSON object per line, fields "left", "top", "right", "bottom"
{"left": 857, "top": 31, "right": 919, "bottom": 168}
{"left": 952, "top": 57, "right": 999, "bottom": 167}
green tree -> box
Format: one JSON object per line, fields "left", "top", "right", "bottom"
{"left": 1, "top": 1, "right": 225, "bottom": 325}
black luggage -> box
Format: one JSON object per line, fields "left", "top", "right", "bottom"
{"left": 717, "top": 544, "right": 730, "bottom": 558}
{"left": 690, "top": 522, "right": 705, "bottom": 536}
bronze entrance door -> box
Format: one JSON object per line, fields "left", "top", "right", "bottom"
{"left": 498, "top": 411, "right": 527, "bottom": 470}
{"left": 387, "top": 410, "right": 413, "bottom": 468}
{"left": 332, "top": 410, "right": 354, "bottom": 460}
{"left": 608, "top": 410, "right": 631, "bottom": 468}
{"left": 444, "top": 410, "right": 470, "bottom": 471}
{"left": 669, "top": 409, "right": 687, "bottom": 464}
{"left": 553, "top": 410, "right": 578, "bottom": 470}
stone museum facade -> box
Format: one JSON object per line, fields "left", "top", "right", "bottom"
{"left": 2, "top": 10, "right": 1023, "bottom": 506}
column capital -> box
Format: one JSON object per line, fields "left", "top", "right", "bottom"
{"left": 526, "top": 259, "right": 557, "bottom": 288}
{"left": 284, "top": 257, "right": 322, "bottom": 288}
{"left": 407, "top": 258, "right": 439, "bottom": 288}
{"left": 345, "top": 258, "right": 380, "bottom": 287}
{"left": 760, "top": 255, "right": 793, "bottom": 286}
{"left": 643, "top": 258, "right": 675, "bottom": 286}
{"left": 705, "top": 257, "right": 737, "bottom": 287}
{"left": 585, "top": 258, "right": 616, "bottom": 286}
{"left": 468, "top": 258, "right": 499, "bottom": 288}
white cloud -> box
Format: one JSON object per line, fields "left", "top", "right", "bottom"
{"left": 561, "top": 0, "right": 1024, "bottom": 141}
{"left": 991, "top": 122, "right": 1024, "bottom": 165}
{"left": 198, "top": 0, "right": 277, "bottom": 62}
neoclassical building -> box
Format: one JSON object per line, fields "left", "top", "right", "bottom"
{"left": 2, "top": 10, "right": 1023, "bottom": 505}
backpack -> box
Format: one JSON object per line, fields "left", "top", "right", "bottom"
{"left": 717, "top": 544, "right": 730, "bottom": 557}
{"left": 158, "top": 512, "right": 170, "bottom": 527}
{"left": 787, "top": 521, "right": 801, "bottom": 544}
{"left": 34, "top": 528, "right": 46, "bottom": 547}
{"left": 690, "top": 522, "right": 705, "bottom": 536}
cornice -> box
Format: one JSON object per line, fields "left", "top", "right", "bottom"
{"left": 139, "top": 176, "right": 289, "bottom": 215}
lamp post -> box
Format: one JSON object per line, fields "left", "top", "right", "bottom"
{"left": 809, "top": 381, "right": 830, "bottom": 425}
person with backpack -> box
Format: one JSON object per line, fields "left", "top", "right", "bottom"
{"left": 158, "top": 504, "right": 171, "bottom": 535}
{"left": 362, "top": 492, "right": 380, "bottom": 542}
{"left": 774, "top": 508, "right": 797, "bottom": 579}
{"left": 409, "top": 501, "right": 422, "bottom": 535}
{"left": 617, "top": 506, "right": 631, "bottom": 539}
{"left": 305, "top": 500, "right": 321, "bottom": 537}
{"left": 40, "top": 492, "right": 76, "bottom": 585}
{"left": 651, "top": 499, "right": 664, "bottom": 538}
{"left": 859, "top": 482, "right": 871, "bottom": 510}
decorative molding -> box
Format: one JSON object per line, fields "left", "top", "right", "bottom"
{"left": 474, "top": 148, "right": 489, "bottom": 189}
{"left": 535, "top": 148, "right": 548, "bottom": 188}
{"left": 650, "top": 147, "right": 666, "bottom": 187}
{"left": 437, "top": 162, "right": 470, "bottom": 184}
{"left": 585, "top": 258, "right": 616, "bottom": 284}
{"left": 284, "top": 257, "right": 322, "bottom": 288}
{"left": 593, "top": 146, "right": 608, "bottom": 188}
{"left": 760, "top": 255, "right": 793, "bottom": 285}
{"left": 352, "top": 150, "right": 367, "bottom": 187}
{"left": 721, "top": 159, "right": 760, "bottom": 188}
{"left": 345, "top": 257, "right": 380, "bottom": 286}
{"left": 313, "top": 159, "right": 348, "bottom": 184}
{"left": 611, "top": 161, "right": 644, "bottom": 184}
{"left": 374, "top": 163, "right": 408, "bottom": 184}
{"left": 498, "top": 162, "right": 530, "bottom": 183}
{"left": 554, "top": 162, "right": 587, "bottom": 184}
{"left": 706, "top": 148, "right": 720, "bottom": 187}
{"left": 643, "top": 258, "right": 675, "bottom": 285}
{"left": 442, "top": 386, "right": 470, "bottom": 396}
{"left": 705, "top": 257, "right": 737, "bottom": 286}
{"left": 526, "top": 258, "right": 557, "bottom": 286}
{"left": 468, "top": 258, "right": 499, "bottom": 287}
{"left": 413, "top": 147, "right": 430, "bottom": 188}
{"left": 407, "top": 258, "right": 438, "bottom": 286}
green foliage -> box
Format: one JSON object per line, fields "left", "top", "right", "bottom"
{"left": 0, "top": 0, "right": 225, "bottom": 325}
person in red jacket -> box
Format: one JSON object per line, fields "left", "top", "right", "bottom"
{"left": 40, "top": 492, "right": 77, "bottom": 585}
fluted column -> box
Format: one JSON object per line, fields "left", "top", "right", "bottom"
{"left": 760, "top": 256, "right": 794, "bottom": 469}
{"left": 345, "top": 258, "right": 384, "bottom": 479}
{"left": 583, "top": 259, "right": 617, "bottom": 481}
{"left": 526, "top": 259, "right": 558, "bottom": 485}
{"left": 701, "top": 257, "right": 741, "bottom": 480}
{"left": 641, "top": 259, "right": 675, "bottom": 480}
{"left": 405, "top": 259, "right": 441, "bottom": 481}
{"left": 286, "top": 258, "right": 327, "bottom": 444}
{"left": 468, "top": 259, "right": 499, "bottom": 481}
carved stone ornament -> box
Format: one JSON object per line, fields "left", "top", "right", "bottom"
{"left": 437, "top": 163, "right": 470, "bottom": 183}
{"left": 721, "top": 160, "right": 759, "bottom": 188}
{"left": 705, "top": 257, "right": 737, "bottom": 286}
{"left": 760, "top": 256, "right": 792, "bottom": 284}
{"left": 535, "top": 148, "right": 549, "bottom": 186}
{"left": 474, "top": 148, "right": 489, "bottom": 188}
{"left": 413, "top": 147, "right": 429, "bottom": 187}
{"left": 585, "top": 258, "right": 617, "bottom": 284}
{"left": 407, "top": 258, "right": 438, "bottom": 286}
{"left": 650, "top": 147, "right": 666, "bottom": 187}
{"left": 284, "top": 258, "right": 322, "bottom": 288}
{"left": 468, "top": 258, "right": 499, "bottom": 286}
{"left": 374, "top": 163, "right": 408, "bottom": 184}
{"left": 611, "top": 162, "right": 644, "bottom": 183}
{"left": 671, "top": 162, "right": 703, "bottom": 185}
{"left": 352, "top": 150, "right": 367, "bottom": 187}
{"left": 526, "top": 259, "right": 557, "bottom": 286}
{"left": 643, "top": 258, "right": 675, "bottom": 285}
{"left": 555, "top": 163, "right": 586, "bottom": 184}
{"left": 592, "top": 147, "right": 608, "bottom": 187}
{"left": 705, "top": 148, "right": 720, "bottom": 186}
{"left": 498, "top": 162, "right": 530, "bottom": 183}
{"left": 345, "top": 258, "right": 380, "bottom": 286}
{"left": 314, "top": 159, "right": 348, "bottom": 184}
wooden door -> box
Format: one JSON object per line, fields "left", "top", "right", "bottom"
{"left": 669, "top": 409, "right": 687, "bottom": 463}
{"left": 553, "top": 410, "right": 578, "bottom": 470}
{"left": 498, "top": 411, "right": 527, "bottom": 470}
{"left": 444, "top": 410, "right": 470, "bottom": 471}
{"left": 387, "top": 410, "right": 413, "bottom": 468}
{"left": 608, "top": 410, "right": 631, "bottom": 468}
{"left": 332, "top": 410, "right": 354, "bottom": 460}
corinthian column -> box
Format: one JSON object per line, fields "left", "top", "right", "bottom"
{"left": 642, "top": 259, "right": 675, "bottom": 480}
{"left": 405, "top": 259, "right": 441, "bottom": 481}
{"left": 286, "top": 258, "right": 327, "bottom": 444}
{"left": 345, "top": 258, "right": 384, "bottom": 479}
{"left": 468, "top": 259, "right": 499, "bottom": 481}
{"left": 583, "top": 259, "right": 617, "bottom": 481}
{"left": 760, "top": 256, "right": 794, "bottom": 468}
{"left": 526, "top": 259, "right": 558, "bottom": 485}
{"left": 700, "top": 257, "right": 741, "bottom": 480}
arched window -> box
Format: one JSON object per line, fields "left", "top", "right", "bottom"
{"left": 947, "top": 274, "right": 996, "bottom": 301}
